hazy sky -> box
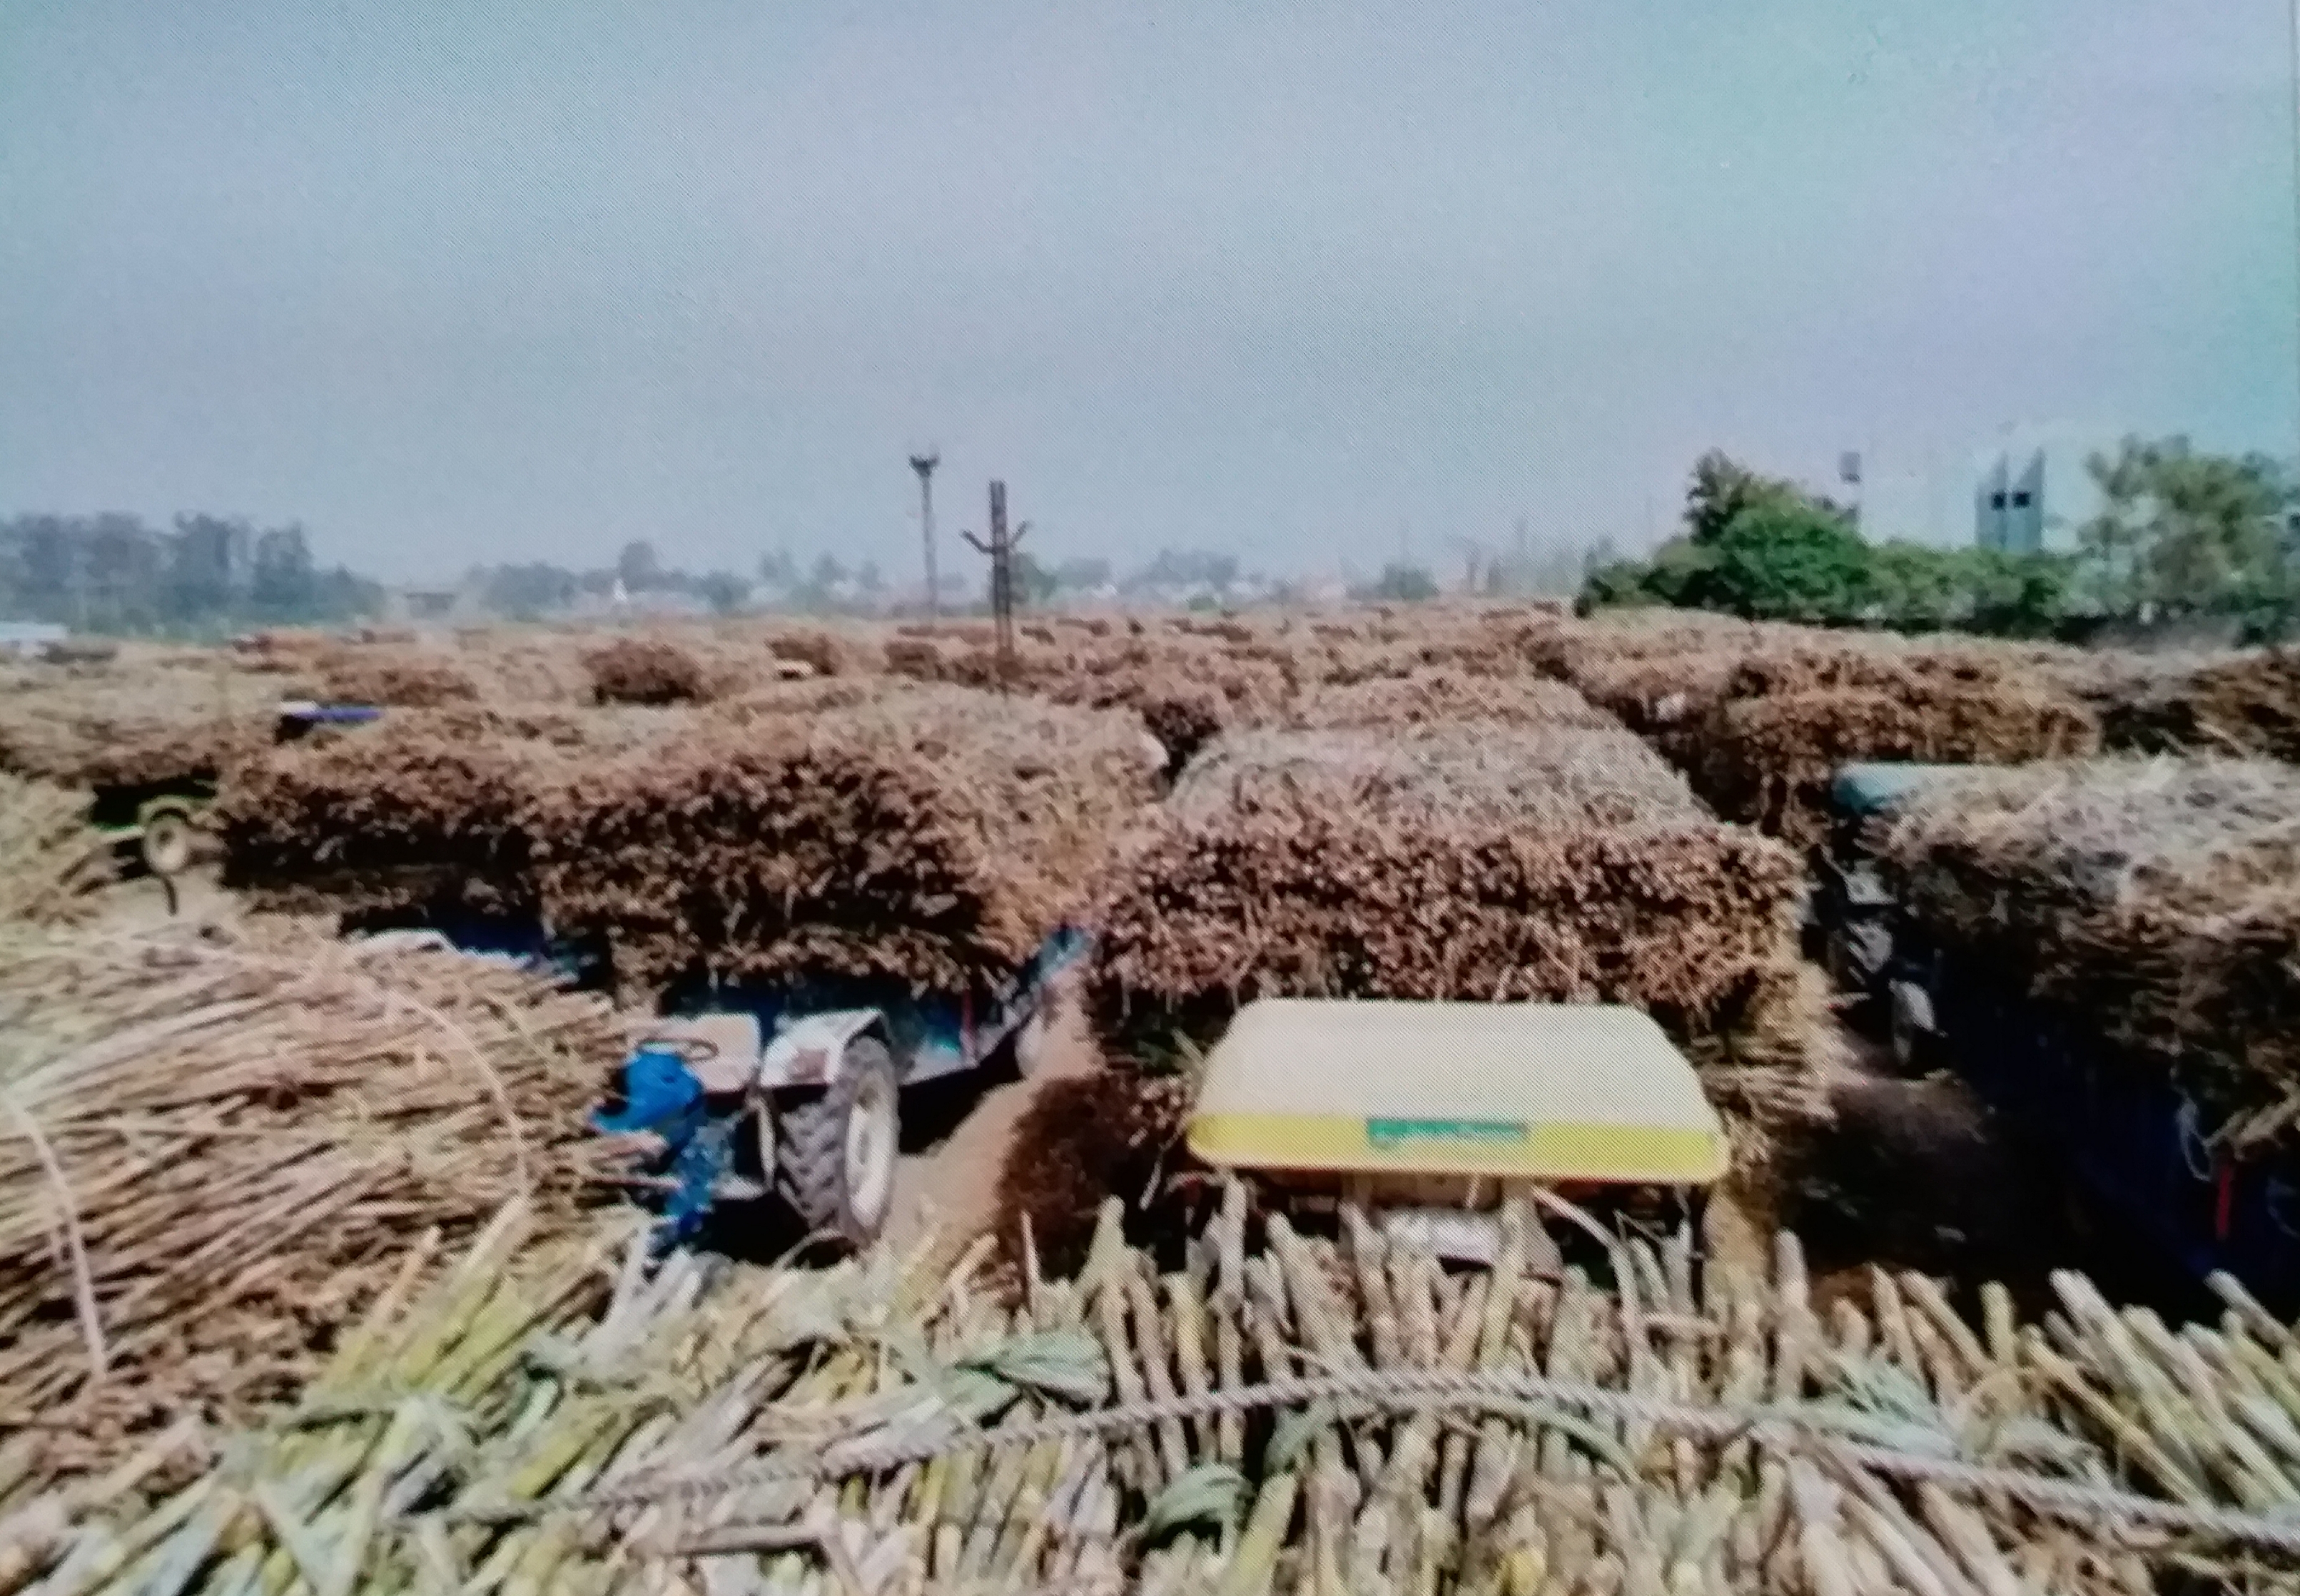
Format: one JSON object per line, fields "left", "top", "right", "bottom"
{"left": 2, "top": 1, "right": 2292, "bottom": 583}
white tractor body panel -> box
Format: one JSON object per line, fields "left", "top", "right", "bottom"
{"left": 760, "top": 1008, "right": 886, "bottom": 1091}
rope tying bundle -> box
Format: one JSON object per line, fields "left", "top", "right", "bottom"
{"left": 425, "top": 1363, "right": 2300, "bottom": 1555}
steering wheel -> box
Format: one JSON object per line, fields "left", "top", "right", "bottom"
{"left": 637, "top": 1033, "right": 721, "bottom": 1065}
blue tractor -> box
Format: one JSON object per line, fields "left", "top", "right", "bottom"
{"left": 592, "top": 924, "right": 1088, "bottom": 1251}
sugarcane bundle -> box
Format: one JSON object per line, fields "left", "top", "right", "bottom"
{"left": 1044, "top": 654, "right": 1295, "bottom": 778}
{"left": 582, "top": 638, "right": 709, "bottom": 706}
{"left": 532, "top": 687, "right": 1159, "bottom": 996}
{"left": 19, "top": 1184, "right": 2300, "bottom": 1590}
{"left": 1523, "top": 611, "right": 1785, "bottom": 682}
{"left": 318, "top": 647, "right": 482, "bottom": 708}
{"left": 1572, "top": 649, "right": 1756, "bottom": 773}
{"left": 2100, "top": 647, "right": 2300, "bottom": 763}
{"left": 1090, "top": 724, "right": 1805, "bottom": 1056}
{"left": 216, "top": 720, "right": 564, "bottom": 916}
{"left": 213, "top": 707, "right": 697, "bottom": 918}
{"left": 764, "top": 628, "right": 863, "bottom": 678}
{"left": 1696, "top": 676, "right": 2100, "bottom": 848}
{"left": 883, "top": 636, "right": 948, "bottom": 681}
{"left": 0, "top": 916, "right": 625, "bottom": 1458}
{"left": 1716, "top": 638, "right": 2065, "bottom": 703}
{"left": 1285, "top": 670, "right": 1618, "bottom": 733}
{"left": 447, "top": 629, "right": 600, "bottom": 704}
{"left": 1878, "top": 756, "right": 2300, "bottom": 1144}
{"left": 0, "top": 774, "right": 110, "bottom": 925}
{"left": 0, "top": 657, "right": 280, "bottom": 791}
{"left": 709, "top": 675, "right": 883, "bottom": 726}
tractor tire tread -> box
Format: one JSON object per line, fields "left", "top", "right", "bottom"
{"left": 773, "top": 1036, "right": 898, "bottom": 1244}
{"left": 776, "top": 1093, "right": 846, "bottom": 1233}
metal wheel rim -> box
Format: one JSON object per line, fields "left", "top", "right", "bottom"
{"left": 843, "top": 1071, "right": 896, "bottom": 1226}
{"left": 1889, "top": 987, "right": 1922, "bottom": 1069}
{"left": 143, "top": 816, "right": 193, "bottom": 876}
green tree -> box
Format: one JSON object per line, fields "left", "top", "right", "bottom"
{"left": 1688, "top": 502, "right": 1871, "bottom": 621}
{"left": 1354, "top": 562, "right": 1440, "bottom": 602}
{"left": 249, "top": 527, "right": 318, "bottom": 619}
{"left": 1867, "top": 542, "right": 1965, "bottom": 630}
{"left": 1683, "top": 451, "right": 1810, "bottom": 544}
{"left": 2078, "top": 437, "right": 2292, "bottom": 618}
{"left": 698, "top": 570, "right": 752, "bottom": 615}
{"left": 482, "top": 562, "right": 580, "bottom": 620}
{"left": 617, "top": 539, "right": 663, "bottom": 592}
{"left": 1012, "top": 551, "right": 1060, "bottom": 606}
{"left": 1967, "top": 549, "right": 2076, "bottom": 639}
{"left": 1576, "top": 556, "right": 1663, "bottom": 614}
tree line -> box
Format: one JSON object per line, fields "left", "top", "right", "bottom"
{"left": 1580, "top": 441, "right": 2300, "bottom": 641}
{"left": 0, "top": 514, "right": 381, "bottom": 635}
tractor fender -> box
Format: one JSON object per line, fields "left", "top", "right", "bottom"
{"left": 760, "top": 1009, "right": 888, "bottom": 1091}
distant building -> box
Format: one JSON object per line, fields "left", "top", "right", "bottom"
{"left": 384, "top": 586, "right": 462, "bottom": 623}
{"left": 1975, "top": 450, "right": 2047, "bottom": 554}
{"left": 1848, "top": 425, "right": 2118, "bottom": 552}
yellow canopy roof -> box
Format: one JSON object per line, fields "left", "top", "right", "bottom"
{"left": 1186, "top": 999, "right": 1728, "bottom": 1186}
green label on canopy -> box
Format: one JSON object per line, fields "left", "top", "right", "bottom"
{"left": 1364, "top": 1117, "right": 1530, "bottom": 1149}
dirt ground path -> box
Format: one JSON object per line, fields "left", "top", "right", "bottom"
{"left": 881, "top": 994, "right": 1101, "bottom": 1267}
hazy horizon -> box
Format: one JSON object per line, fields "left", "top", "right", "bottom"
{"left": 3, "top": 1, "right": 2293, "bottom": 586}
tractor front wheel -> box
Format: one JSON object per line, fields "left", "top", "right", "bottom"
{"left": 777, "top": 1037, "right": 901, "bottom": 1246}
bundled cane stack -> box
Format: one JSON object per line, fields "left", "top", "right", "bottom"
{"left": 213, "top": 707, "right": 699, "bottom": 918}
{"left": 0, "top": 917, "right": 626, "bottom": 1456}
{"left": 318, "top": 648, "right": 482, "bottom": 708}
{"left": 1696, "top": 676, "right": 2100, "bottom": 848}
{"left": 1285, "top": 671, "right": 1619, "bottom": 733}
{"left": 1090, "top": 724, "right": 1805, "bottom": 1060}
{"left": 0, "top": 656, "right": 280, "bottom": 795}
{"left": 583, "top": 639, "right": 711, "bottom": 706}
{"left": 14, "top": 1189, "right": 2300, "bottom": 1591}
{"left": 2099, "top": 649, "right": 2300, "bottom": 764}
{"left": 0, "top": 773, "right": 111, "bottom": 925}
{"left": 533, "top": 688, "right": 1158, "bottom": 995}
{"left": 1876, "top": 755, "right": 2300, "bottom": 1144}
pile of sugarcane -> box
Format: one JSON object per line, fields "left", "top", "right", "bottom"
{"left": 1283, "top": 672, "right": 1618, "bottom": 733}
{"left": 0, "top": 774, "right": 109, "bottom": 926}
{"left": 1693, "top": 676, "right": 2100, "bottom": 848}
{"left": 582, "top": 639, "right": 710, "bottom": 706}
{"left": 1089, "top": 723, "right": 1807, "bottom": 1061}
{"left": 317, "top": 648, "right": 482, "bottom": 709}
{"left": 0, "top": 917, "right": 627, "bottom": 1463}
{"left": 2100, "top": 648, "right": 2300, "bottom": 763}
{"left": 0, "top": 654, "right": 280, "bottom": 794}
{"left": 15, "top": 1186, "right": 2300, "bottom": 1592}
{"left": 213, "top": 708, "right": 699, "bottom": 918}
{"left": 532, "top": 687, "right": 1160, "bottom": 996}
{"left": 1877, "top": 755, "right": 2300, "bottom": 1144}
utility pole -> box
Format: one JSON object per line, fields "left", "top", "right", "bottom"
{"left": 2289, "top": 0, "right": 2300, "bottom": 491}
{"left": 963, "top": 480, "right": 1029, "bottom": 691}
{"left": 908, "top": 451, "right": 941, "bottom": 621}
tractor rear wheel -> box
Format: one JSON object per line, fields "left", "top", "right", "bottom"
{"left": 776, "top": 1037, "right": 901, "bottom": 1246}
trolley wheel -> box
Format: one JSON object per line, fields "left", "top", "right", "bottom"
{"left": 139, "top": 810, "right": 196, "bottom": 878}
